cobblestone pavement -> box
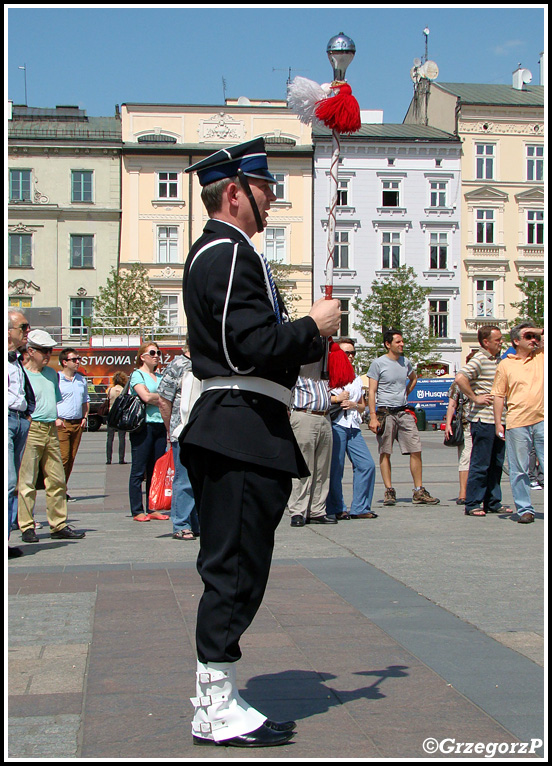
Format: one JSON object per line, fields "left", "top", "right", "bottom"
{"left": 7, "top": 429, "right": 545, "bottom": 759}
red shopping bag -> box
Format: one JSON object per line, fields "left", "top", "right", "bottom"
{"left": 148, "top": 448, "right": 175, "bottom": 511}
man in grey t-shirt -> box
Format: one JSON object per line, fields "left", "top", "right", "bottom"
{"left": 367, "top": 330, "right": 439, "bottom": 507}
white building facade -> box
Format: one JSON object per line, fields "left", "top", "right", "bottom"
{"left": 313, "top": 124, "right": 463, "bottom": 374}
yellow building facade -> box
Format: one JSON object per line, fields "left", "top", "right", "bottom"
{"left": 120, "top": 101, "right": 315, "bottom": 332}
{"left": 404, "top": 75, "right": 544, "bottom": 354}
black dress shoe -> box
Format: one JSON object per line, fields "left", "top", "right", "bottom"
{"left": 50, "top": 526, "right": 86, "bottom": 540}
{"left": 21, "top": 529, "right": 39, "bottom": 543}
{"left": 308, "top": 515, "right": 338, "bottom": 524}
{"left": 290, "top": 515, "right": 305, "bottom": 527}
{"left": 8, "top": 546, "right": 24, "bottom": 559}
{"left": 193, "top": 723, "right": 294, "bottom": 748}
{"left": 265, "top": 719, "right": 296, "bottom": 732}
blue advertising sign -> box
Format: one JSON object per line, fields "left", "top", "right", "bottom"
{"left": 407, "top": 378, "right": 454, "bottom": 422}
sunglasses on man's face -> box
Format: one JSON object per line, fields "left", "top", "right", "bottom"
{"left": 523, "top": 333, "right": 539, "bottom": 341}
{"left": 32, "top": 346, "right": 52, "bottom": 354}
{"left": 66, "top": 357, "right": 81, "bottom": 362}
{"left": 16, "top": 323, "right": 30, "bottom": 332}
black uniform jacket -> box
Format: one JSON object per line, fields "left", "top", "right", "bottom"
{"left": 180, "top": 219, "right": 324, "bottom": 478}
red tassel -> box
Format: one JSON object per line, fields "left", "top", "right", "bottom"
{"left": 328, "top": 340, "right": 356, "bottom": 389}
{"left": 314, "top": 83, "right": 361, "bottom": 134}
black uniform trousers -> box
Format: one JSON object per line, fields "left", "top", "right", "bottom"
{"left": 187, "top": 447, "right": 292, "bottom": 664}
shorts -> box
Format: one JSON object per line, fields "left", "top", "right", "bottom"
{"left": 457, "top": 424, "right": 473, "bottom": 472}
{"left": 376, "top": 410, "right": 422, "bottom": 455}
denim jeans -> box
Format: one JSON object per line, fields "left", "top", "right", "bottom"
{"left": 7, "top": 411, "right": 30, "bottom": 537}
{"left": 506, "top": 420, "right": 544, "bottom": 516}
{"left": 171, "top": 440, "right": 199, "bottom": 534}
{"left": 465, "top": 420, "right": 505, "bottom": 513}
{"left": 326, "top": 425, "right": 376, "bottom": 516}
{"left": 128, "top": 422, "right": 167, "bottom": 516}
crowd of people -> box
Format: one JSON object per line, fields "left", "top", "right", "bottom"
{"left": 7, "top": 312, "right": 544, "bottom": 562}
{"left": 7, "top": 138, "right": 544, "bottom": 750}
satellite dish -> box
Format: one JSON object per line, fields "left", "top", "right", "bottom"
{"left": 521, "top": 68, "right": 532, "bottom": 84}
{"left": 422, "top": 60, "right": 439, "bottom": 80}
{"left": 413, "top": 57, "right": 422, "bottom": 68}
{"left": 237, "top": 96, "right": 251, "bottom": 106}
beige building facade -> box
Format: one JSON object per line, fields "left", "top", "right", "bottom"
{"left": 7, "top": 104, "right": 122, "bottom": 335}
{"left": 404, "top": 74, "right": 544, "bottom": 353}
{"left": 120, "top": 100, "right": 315, "bottom": 331}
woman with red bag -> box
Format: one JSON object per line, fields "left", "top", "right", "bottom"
{"left": 128, "top": 342, "right": 169, "bottom": 522}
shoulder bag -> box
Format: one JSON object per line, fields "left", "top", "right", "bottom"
{"left": 106, "top": 375, "right": 147, "bottom": 433}
{"left": 443, "top": 398, "right": 465, "bottom": 447}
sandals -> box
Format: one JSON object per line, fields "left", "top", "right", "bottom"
{"left": 464, "top": 509, "right": 486, "bottom": 517}
{"left": 133, "top": 513, "right": 151, "bottom": 522}
{"left": 336, "top": 512, "right": 351, "bottom": 520}
{"left": 148, "top": 511, "right": 170, "bottom": 520}
{"left": 172, "top": 529, "right": 195, "bottom": 540}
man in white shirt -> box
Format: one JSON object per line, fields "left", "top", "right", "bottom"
{"left": 7, "top": 310, "right": 33, "bottom": 558}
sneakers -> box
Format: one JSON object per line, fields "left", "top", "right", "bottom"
{"left": 21, "top": 528, "right": 39, "bottom": 543}
{"left": 50, "top": 526, "right": 86, "bottom": 540}
{"left": 530, "top": 481, "right": 543, "bottom": 491}
{"left": 412, "top": 487, "right": 440, "bottom": 505}
{"left": 383, "top": 488, "right": 396, "bottom": 506}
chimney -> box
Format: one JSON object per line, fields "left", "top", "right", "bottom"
{"left": 512, "top": 65, "right": 532, "bottom": 90}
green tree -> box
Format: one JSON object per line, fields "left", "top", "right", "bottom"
{"left": 90, "top": 264, "right": 167, "bottom": 335}
{"left": 510, "top": 277, "right": 544, "bottom": 326}
{"left": 268, "top": 260, "right": 301, "bottom": 320}
{"left": 353, "top": 265, "right": 440, "bottom": 368}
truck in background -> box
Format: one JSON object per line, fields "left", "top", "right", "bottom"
{"left": 47, "top": 345, "right": 184, "bottom": 431}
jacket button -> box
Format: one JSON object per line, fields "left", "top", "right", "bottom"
{"left": 252, "top": 398, "right": 259, "bottom": 405}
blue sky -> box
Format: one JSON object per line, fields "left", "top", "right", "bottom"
{"left": 6, "top": 5, "right": 546, "bottom": 123}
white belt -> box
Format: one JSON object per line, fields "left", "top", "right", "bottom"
{"left": 201, "top": 376, "right": 292, "bottom": 408}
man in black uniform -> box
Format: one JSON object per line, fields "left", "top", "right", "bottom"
{"left": 180, "top": 138, "right": 341, "bottom": 747}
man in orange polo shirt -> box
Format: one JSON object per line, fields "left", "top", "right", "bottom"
{"left": 492, "top": 322, "right": 544, "bottom": 524}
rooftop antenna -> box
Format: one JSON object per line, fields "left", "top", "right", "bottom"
{"left": 273, "top": 67, "right": 308, "bottom": 89}
{"left": 222, "top": 76, "right": 227, "bottom": 103}
{"left": 422, "top": 27, "right": 430, "bottom": 63}
{"left": 18, "top": 63, "right": 27, "bottom": 106}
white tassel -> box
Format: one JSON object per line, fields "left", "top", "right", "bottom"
{"left": 287, "top": 76, "right": 331, "bottom": 125}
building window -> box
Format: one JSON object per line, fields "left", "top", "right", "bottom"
{"left": 475, "top": 144, "right": 495, "bottom": 180}
{"left": 527, "top": 210, "right": 544, "bottom": 244}
{"left": 157, "top": 171, "right": 179, "bottom": 199}
{"left": 429, "top": 181, "right": 447, "bottom": 208}
{"left": 70, "top": 235, "right": 94, "bottom": 268}
{"left": 339, "top": 299, "right": 350, "bottom": 337}
{"left": 265, "top": 227, "right": 286, "bottom": 264}
{"left": 430, "top": 233, "right": 448, "bottom": 269}
{"left": 337, "top": 179, "right": 349, "bottom": 206}
{"left": 9, "top": 296, "right": 33, "bottom": 309}
{"left": 382, "top": 232, "right": 400, "bottom": 269}
{"left": 476, "top": 209, "right": 495, "bottom": 244}
{"left": 429, "top": 299, "right": 449, "bottom": 338}
{"left": 71, "top": 170, "right": 93, "bottom": 202}
{"left": 157, "top": 226, "right": 179, "bottom": 263}
{"left": 9, "top": 233, "right": 32, "bottom": 267}
{"left": 476, "top": 280, "right": 495, "bottom": 317}
{"left": 526, "top": 145, "right": 544, "bottom": 181}
{"left": 334, "top": 230, "right": 350, "bottom": 269}
{"left": 159, "top": 295, "right": 179, "bottom": 329}
{"left": 382, "top": 180, "right": 400, "bottom": 207}
{"left": 71, "top": 298, "right": 94, "bottom": 335}
{"left": 273, "top": 173, "right": 286, "bottom": 201}
{"left": 10, "top": 169, "right": 32, "bottom": 201}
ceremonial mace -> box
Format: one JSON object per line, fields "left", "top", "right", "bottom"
{"left": 288, "top": 33, "right": 361, "bottom": 385}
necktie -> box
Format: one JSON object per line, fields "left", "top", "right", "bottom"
{"left": 259, "top": 253, "right": 282, "bottom": 325}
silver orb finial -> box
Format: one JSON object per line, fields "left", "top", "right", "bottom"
{"left": 326, "top": 32, "right": 356, "bottom": 81}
